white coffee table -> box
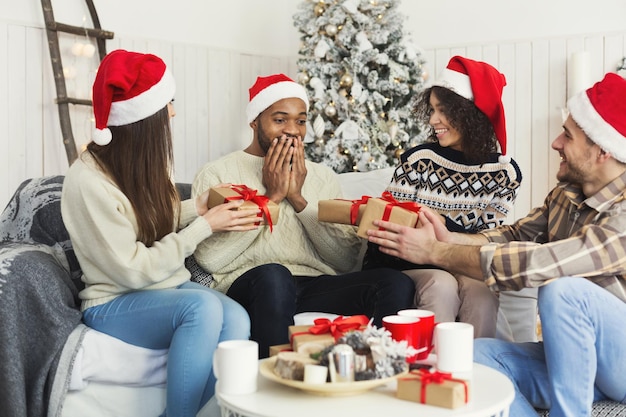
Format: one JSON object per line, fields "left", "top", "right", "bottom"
{"left": 217, "top": 360, "right": 514, "bottom": 417}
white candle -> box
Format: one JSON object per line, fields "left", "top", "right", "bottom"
{"left": 568, "top": 51, "right": 591, "bottom": 99}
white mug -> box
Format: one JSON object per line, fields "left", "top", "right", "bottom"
{"left": 435, "top": 322, "right": 474, "bottom": 373}
{"left": 213, "top": 340, "right": 259, "bottom": 395}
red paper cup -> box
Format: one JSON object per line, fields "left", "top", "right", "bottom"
{"left": 398, "top": 309, "right": 436, "bottom": 360}
{"left": 382, "top": 315, "right": 422, "bottom": 362}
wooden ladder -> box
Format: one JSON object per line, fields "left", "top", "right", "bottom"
{"left": 41, "top": 0, "right": 114, "bottom": 165}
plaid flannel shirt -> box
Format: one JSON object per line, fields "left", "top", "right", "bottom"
{"left": 479, "top": 171, "right": 626, "bottom": 302}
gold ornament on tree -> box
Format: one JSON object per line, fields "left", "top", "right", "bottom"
{"left": 297, "top": 72, "right": 310, "bottom": 85}
{"left": 325, "top": 24, "right": 338, "bottom": 37}
{"left": 340, "top": 73, "right": 353, "bottom": 88}
{"left": 314, "top": 2, "right": 326, "bottom": 16}
{"left": 324, "top": 103, "right": 337, "bottom": 117}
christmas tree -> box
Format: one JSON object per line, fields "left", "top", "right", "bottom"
{"left": 293, "top": 0, "right": 428, "bottom": 173}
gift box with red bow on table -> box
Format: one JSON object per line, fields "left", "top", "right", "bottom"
{"left": 207, "top": 185, "right": 279, "bottom": 230}
{"left": 356, "top": 192, "right": 421, "bottom": 238}
{"left": 288, "top": 315, "right": 370, "bottom": 355}
{"left": 396, "top": 369, "right": 471, "bottom": 409}
{"left": 318, "top": 196, "right": 371, "bottom": 226}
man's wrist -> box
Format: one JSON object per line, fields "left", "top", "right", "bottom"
{"left": 287, "top": 194, "right": 307, "bottom": 213}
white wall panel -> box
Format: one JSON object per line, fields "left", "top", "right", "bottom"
{"left": 1, "top": 22, "right": 9, "bottom": 207}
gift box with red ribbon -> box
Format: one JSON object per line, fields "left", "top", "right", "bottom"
{"left": 207, "top": 185, "right": 279, "bottom": 230}
{"left": 288, "top": 315, "right": 370, "bottom": 355}
{"left": 356, "top": 192, "right": 421, "bottom": 238}
{"left": 396, "top": 369, "right": 470, "bottom": 409}
{"left": 318, "top": 196, "right": 371, "bottom": 226}
{"left": 269, "top": 344, "right": 293, "bottom": 357}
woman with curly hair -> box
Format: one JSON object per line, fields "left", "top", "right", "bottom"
{"left": 363, "top": 56, "right": 523, "bottom": 338}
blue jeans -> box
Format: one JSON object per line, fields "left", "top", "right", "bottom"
{"left": 82, "top": 281, "right": 250, "bottom": 417}
{"left": 226, "top": 263, "right": 415, "bottom": 358}
{"left": 474, "top": 278, "right": 626, "bottom": 417}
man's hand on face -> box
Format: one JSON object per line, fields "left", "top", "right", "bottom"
{"left": 285, "top": 137, "right": 308, "bottom": 212}
{"left": 262, "top": 135, "right": 293, "bottom": 204}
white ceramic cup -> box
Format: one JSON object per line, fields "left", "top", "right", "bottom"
{"left": 435, "top": 322, "right": 474, "bottom": 373}
{"left": 304, "top": 364, "right": 328, "bottom": 384}
{"left": 213, "top": 340, "right": 259, "bottom": 395}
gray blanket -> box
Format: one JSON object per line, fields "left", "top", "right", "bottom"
{"left": 0, "top": 177, "right": 83, "bottom": 417}
{"left": 0, "top": 177, "right": 205, "bottom": 417}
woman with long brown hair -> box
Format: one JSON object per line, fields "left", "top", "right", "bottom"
{"left": 61, "top": 49, "right": 258, "bottom": 417}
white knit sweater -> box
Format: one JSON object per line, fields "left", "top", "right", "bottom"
{"left": 61, "top": 152, "right": 213, "bottom": 310}
{"left": 191, "top": 150, "right": 361, "bottom": 293}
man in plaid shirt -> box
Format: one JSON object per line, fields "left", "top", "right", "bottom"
{"left": 366, "top": 72, "right": 626, "bottom": 417}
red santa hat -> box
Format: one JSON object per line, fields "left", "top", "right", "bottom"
{"left": 568, "top": 73, "right": 626, "bottom": 163}
{"left": 433, "top": 56, "right": 508, "bottom": 160}
{"left": 246, "top": 74, "right": 309, "bottom": 123}
{"left": 91, "top": 49, "right": 175, "bottom": 146}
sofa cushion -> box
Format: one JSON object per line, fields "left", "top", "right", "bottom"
{"left": 337, "top": 167, "right": 395, "bottom": 199}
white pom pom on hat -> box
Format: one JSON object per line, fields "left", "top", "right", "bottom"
{"left": 567, "top": 72, "right": 626, "bottom": 163}
{"left": 246, "top": 74, "right": 309, "bottom": 124}
{"left": 433, "top": 55, "right": 509, "bottom": 160}
{"left": 91, "top": 49, "right": 175, "bottom": 146}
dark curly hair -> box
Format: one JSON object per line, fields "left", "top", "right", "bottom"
{"left": 414, "top": 86, "right": 498, "bottom": 164}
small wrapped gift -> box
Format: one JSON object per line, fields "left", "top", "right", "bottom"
{"left": 207, "top": 185, "right": 279, "bottom": 230}
{"left": 289, "top": 315, "right": 370, "bottom": 355}
{"left": 318, "top": 196, "right": 371, "bottom": 225}
{"left": 397, "top": 369, "right": 470, "bottom": 409}
{"left": 356, "top": 192, "right": 421, "bottom": 238}
{"left": 269, "top": 344, "right": 293, "bottom": 357}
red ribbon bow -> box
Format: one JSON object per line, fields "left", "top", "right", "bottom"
{"left": 349, "top": 196, "right": 371, "bottom": 225}
{"left": 378, "top": 191, "right": 421, "bottom": 230}
{"left": 331, "top": 196, "right": 371, "bottom": 225}
{"left": 225, "top": 184, "right": 274, "bottom": 232}
{"left": 401, "top": 369, "right": 469, "bottom": 405}
{"left": 308, "top": 315, "right": 370, "bottom": 340}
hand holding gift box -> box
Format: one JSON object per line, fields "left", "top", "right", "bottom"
{"left": 397, "top": 368, "right": 470, "bottom": 409}
{"left": 318, "top": 196, "right": 371, "bottom": 225}
{"left": 207, "top": 184, "right": 279, "bottom": 230}
{"left": 357, "top": 192, "right": 421, "bottom": 238}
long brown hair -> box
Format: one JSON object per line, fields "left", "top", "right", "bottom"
{"left": 415, "top": 86, "right": 497, "bottom": 164}
{"left": 87, "top": 106, "right": 179, "bottom": 247}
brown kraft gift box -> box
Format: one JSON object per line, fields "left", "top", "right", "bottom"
{"left": 207, "top": 185, "right": 279, "bottom": 226}
{"left": 356, "top": 196, "right": 420, "bottom": 238}
{"left": 269, "top": 344, "right": 293, "bottom": 357}
{"left": 396, "top": 371, "right": 470, "bottom": 409}
{"left": 318, "top": 197, "right": 370, "bottom": 225}
{"left": 288, "top": 325, "right": 335, "bottom": 355}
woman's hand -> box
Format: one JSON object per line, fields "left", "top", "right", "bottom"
{"left": 195, "top": 183, "right": 233, "bottom": 216}
{"left": 201, "top": 200, "right": 261, "bottom": 232}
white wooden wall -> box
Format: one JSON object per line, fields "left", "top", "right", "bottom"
{"left": 1, "top": 21, "right": 625, "bottom": 225}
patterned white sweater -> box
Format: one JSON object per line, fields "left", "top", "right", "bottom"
{"left": 387, "top": 142, "right": 522, "bottom": 233}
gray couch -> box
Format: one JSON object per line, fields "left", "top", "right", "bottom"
{"left": 0, "top": 176, "right": 624, "bottom": 417}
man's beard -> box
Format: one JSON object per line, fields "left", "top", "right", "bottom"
{"left": 256, "top": 118, "right": 273, "bottom": 155}
{"left": 556, "top": 160, "right": 588, "bottom": 184}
